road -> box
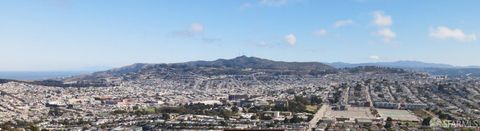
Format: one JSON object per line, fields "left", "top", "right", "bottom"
{"left": 307, "top": 104, "right": 329, "bottom": 131}
{"left": 307, "top": 86, "right": 333, "bottom": 131}
{"left": 343, "top": 85, "right": 350, "bottom": 104}
{"left": 365, "top": 85, "right": 373, "bottom": 107}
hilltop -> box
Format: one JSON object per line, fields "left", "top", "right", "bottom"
{"left": 62, "top": 56, "right": 336, "bottom": 85}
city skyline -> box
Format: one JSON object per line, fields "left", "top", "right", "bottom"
{"left": 1, "top": 0, "right": 479, "bottom": 71}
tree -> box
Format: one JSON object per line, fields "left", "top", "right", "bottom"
{"left": 219, "top": 121, "right": 228, "bottom": 126}
{"left": 0, "top": 121, "right": 14, "bottom": 130}
{"left": 231, "top": 107, "right": 239, "bottom": 113}
{"left": 422, "top": 117, "right": 432, "bottom": 126}
{"left": 461, "top": 128, "right": 475, "bottom": 131}
{"left": 308, "top": 115, "right": 314, "bottom": 121}
{"left": 385, "top": 117, "right": 393, "bottom": 129}
{"left": 294, "top": 96, "right": 308, "bottom": 105}
{"left": 283, "top": 117, "right": 290, "bottom": 123}
{"left": 100, "top": 124, "right": 107, "bottom": 129}
{"left": 112, "top": 110, "right": 127, "bottom": 114}
{"left": 260, "top": 115, "right": 272, "bottom": 120}
{"left": 290, "top": 115, "right": 303, "bottom": 123}
{"left": 220, "top": 109, "right": 234, "bottom": 119}
{"left": 371, "top": 108, "right": 379, "bottom": 116}
{"left": 439, "top": 113, "right": 450, "bottom": 120}
{"left": 48, "top": 108, "right": 63, "bottom": 116}
{"left": 387, "top": 117, "right": 393, "bottom": 121}
{"left": 250, "top": 115, "right": 257, "bottom": 120}
{"left": 162, "top": 113, "right": 171, "bottom": 120}
{"left": 28, "top": 124, "right": 40, "bottom": 131}
{"left": 310, "top": 96, "right": 323, "bottom": 105}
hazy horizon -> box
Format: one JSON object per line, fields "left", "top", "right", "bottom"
{"left": 1, "top": 55, "right": 480, "bottom": 72}
{"left": 2, "top": 55, "right": 477, "bottom": 80}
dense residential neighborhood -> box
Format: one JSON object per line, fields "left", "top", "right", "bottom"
{"left": 1, "top": 57, "right": 479, "bottom": 130}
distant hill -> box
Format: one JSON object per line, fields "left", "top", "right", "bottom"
{"left": 63, "top": 56, "right": 336, "bottom": 84}
{"left": 4, "top": 58, "right": 479, "bottom": 87}
{"left": 328, "top": 61, "right": 480, "bottom": 77}
{"left": 465, "top": 65, "right": 480, "bottom": 68}
{"left": 0, "top": 79, "right": 19, "bottom": 84}
{"left": 416, "top": 68, "right": 480, "bottom": 77}
{"left": 184, "top": 56, "right": 334, "bottom": 71}
{"left": 329, "top": 61, "right": 456, "bottom": 69}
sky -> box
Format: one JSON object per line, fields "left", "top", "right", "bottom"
{"left": 0, "top": 0, "right": 479, "bottom": 71}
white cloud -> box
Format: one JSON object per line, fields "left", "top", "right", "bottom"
{"left": 173, "top": 23, "right": 205, "bottom": 38}
{"left": 255, "top": 41, "right": 271, "bottom": 47}
{"left": 372, "top": 11, "right": 392, "bottom": 26}
{"left": 202, "top": 37, "right": 221, "bottom": 43}
{"left": 190, "top": 23, "right": 204, "bottom": 33}
{"left": 377, "top": 28, "right": 396, "bottom": 42}
{"left": 430, "top": 26, "right": 477, "bottom": 42}
{"left": 242, "top": 0, "right": 299, "bottom": 8}
{"left": 240, "top": 3, "right": 255, "bottom": 8}
{"left": 172, "top": 23, "right": 222, "bottom": 44}
{"left": 334, "top": 19, "right": 354, "bottom": 28}
{"left": 285, "top": 34, "right": 297, "bottom": 45}
{"left": 369, "top": 55, "right": 380, "bottom": 60}
{"left": 313, "top": 29, "right": 327, "bottom": 36}
{"left": 259, "top": 0, "right": 289, "bottom": 6}
{"left": 371, "top": 11, "right": 396, "bottom": 42}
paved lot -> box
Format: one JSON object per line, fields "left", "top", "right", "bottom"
{"left": 325, "top": 107, "right": 375, "bottom": 119}
{"left": 377, "top": 109, "right": 420, "bottom": 121}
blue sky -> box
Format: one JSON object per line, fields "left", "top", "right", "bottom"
{"left": 0, "top": 0, "right": 479, "bottom": 71}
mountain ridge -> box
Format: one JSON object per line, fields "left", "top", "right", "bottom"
{"left": 62, "top": 56, "right": 336, "bottom": 84}
{"left": 328, "top": 60, "right": 480, "bottom": 77}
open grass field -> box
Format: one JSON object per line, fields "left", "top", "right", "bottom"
{"left": 306, "top": 105, "right": 318, "bottom": 113}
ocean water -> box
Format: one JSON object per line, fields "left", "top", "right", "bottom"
{"left": 0, "top": 71, "right": 88, "bottom": 81}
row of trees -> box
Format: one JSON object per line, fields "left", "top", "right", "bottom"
{"left": 272, "top": 96, "right": 322, "bottom": 113}
{"left": 0, "top": 121, "right": 41, "bottom": 131}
